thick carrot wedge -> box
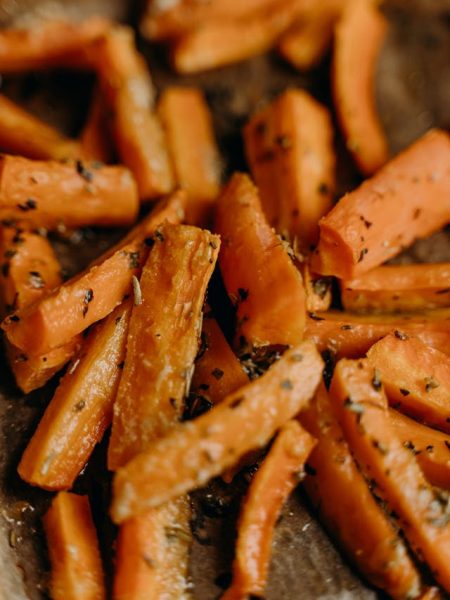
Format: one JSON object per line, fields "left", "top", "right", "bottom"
{"left": 331, "top": 358, "right": 450, "bottom": 593}
{"left": 367, "top": 334, "right": 450, "bottom": 433}
{"left": 158, "top": 87, "right": 221, "bottom": 226}
{"left": 97, "top": 27, "right": 174, "bottom": 200}
{"left": 0, "top": 155, "right": 138, "bottom": 230}
{"left": 223, "top": 421, "right": 317, "bottom": 599}
{"left": 79, "top": 89, "right": 114, "bottom": 164}
{"left": 333, "top": 0, "right": 388, "bottom": 175}
{"left": 18, "top": 302, "right": 131, "bottom": 491}
{"left": 2, "top": 192, "right": 185, "bottom": 356}
{"left": 390, "top": 409, "right": 450, "bottom": 491}
{"left": 111, "top": 341, "right": 323, "bottom": 522}
{"left": 300, "top": 263, "right": 333, "bottom": 313}
{"left": 43, "top": 492, "right": 105, "bottom": 600}
{"left": 0, "top": 94, "right": 80, "bottom": 161}
{"left": 311, "top": 129, "right": 450, "bottom": 279}
{"left": 341, "top": 263, "right": 450, "bottom": 313}
{"left": 305, "top": 309, "right": 450, "bottom": 358}
{"left": 215, "top": 173, "right": 306, "bottom": 348}
{"left": 244, "top": 88, "right": 335, "bottom": 249}
{"left": 301, "top": 384, "right": 422, "bottom": 599}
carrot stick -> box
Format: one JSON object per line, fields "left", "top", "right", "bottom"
{"left": 244, "top": 88, "right": 335, "bottom": 249}
{"left": 330, "top": 358, "right": 450, "bottom": 593}
{"left": 341, "top": 263, "right": 450, "bottom": 313}
{"left": 97, "top": 26, "right": 174, "bottom": 200}
{"left": 0, "top": 155, "right": 138, "bottom": 230}
{"left": 333, "top": 0, "right": 388, "bottom": 175}
{"left": 111, "top": 341, "right": 323, "bottom": 523}
{"left": 79, "top": 88, "right": 114, "bottom": 164}
{"left": 2, "top": 191, "right": 185, "bottom": 356}
{"left": 18, "top": 301, "right": 131, "bottom": 491}
{"left": 301, "top": 384, "right": 422, "bottom": 599}
{"left": 157, "top": 87, "right": 221, "bottom": 226}
{"left": 305, "top": 309, "right": 450, "bottom": 358}
{"left": 223, "top": 420, "right": 316, "bottom": 599}
{"left": 43, "top": 492, "right": 105, "bottom": 600}
{"left": 215, "top": 173, "right": 306, "bottom": 349}
{"left": 311, "top": 129, "right": 450, "bottom": 279}
{"left": 300, "top": 263, "right": 333, "bottom": 313}
{"left": 367, "top": 334, "right": 450, "bottom": 433}
{"left": 389, "top": 409, "right": 450, "bottom": 491}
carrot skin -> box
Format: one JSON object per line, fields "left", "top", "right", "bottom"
{"left": 79, "top": 88, "right": 114, "bottom": 164}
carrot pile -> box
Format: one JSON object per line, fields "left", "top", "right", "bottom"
{"left": 0, "top": 3, "right": 449, "bottom": 600}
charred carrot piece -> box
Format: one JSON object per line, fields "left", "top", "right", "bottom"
{"left": 97, "top": 27, "right": 174, "bottom": 200}
{"left": 111, "top": 341, "right": 323, "bottom": 523}
{"left": 419, "top": 588, "right": 443, "bottom": 600}
{"left": 0, "top": 155, "right": 138, "bottom": 230}
{"left": 43, "top": 492, "right": 105, "bottom": 600}
{"left": 300, "top": 263, "right": 333, "bottom": 313}
{"left": 301, "top": 384, "right": 422, "bottom": 600}
{"left": 367, "top": 334, "right": 450, "bottom": 433}
{"left": 331, "top": 358, "right": 450, "bottom": 593}
{"left": 2, "top": 191, "right": 185, "bottom": 356}
{"left": 215, "top": 173, "right": 306, "bottom": 349}
{"left": 333, "top": 0, "right": 388, "bottom": 175}
{"left": 244, "top": 88, "right": 335, "bottom": 249}
{"left": 223, "top": 421, "right": 316, "bottom": 599}
{"left": 158, "top": 87, "right": 221, "bottom": 226}
{"left": 311, "top": 130, "right": 450, "bottom": 279}
{"left": 79, "top": 88, "right": 114, "bottom": 164}
{"left": 341, "top": 263, "right": 450, "bottom": 313}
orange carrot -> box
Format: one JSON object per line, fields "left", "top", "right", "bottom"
{"left": 311, "top": 129, "right": 450, "bottom": 279}
{"left": 158, "top": 86, "right": 221, "bottom": 226}
{"left": 301, "top": 384, "right": 422, "bottom": 599}
{"left": 0, "top": 155, "right": 138, "bottom": 230}
{"left": 244, "top": 88, "right": 335, "bottom": 249}
{"left": 79, "top": 88, "right": 114, "bottom": 164}
{"left": 2, "top": 191, "right": 185, "bottom": 356}
{"left": 341, "top": 263, "right": 450, "bottom": 313}
{"left": 215, "top": 173, "right": 306, "bottom": 348}
{"left": 333, "top": 0, "right": 388, "bottom": 175}
{"left": 111, "top": 341, "right": 323, "bottom": 523}
{"left": 43, "top": 492, "right": 105, "bottom": 600}
{"left": 18, "top": 302, "right": 131, "bottom": 491}
{"left": 331, "top": 358, "right": 450, "bottom": 593}
{"left": 223, "top": 420, "right": 316, "bottom": 599}
{"left": 300, "top": 262, "right": 333, "bottom": 313}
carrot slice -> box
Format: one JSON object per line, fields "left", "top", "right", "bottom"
{"left": 2, "top": 191, "right": 185, "bottom": 356}
{"left": 97, "top": 26, "right": 174, "bottom": 200}
{"left": 300, "top": 263, "right": 333, "bottom": 313}
{"left": 158, "top": 86, "right": 221, "bottom": 226}
{"left": 330, "top": 358, "right": 450, "bottom": 593}
{"left": 333, "top": 0, "right": 388, "bottom": 175}
{"left": 43, "top": 492, "right": 105, "bottom": 600}
{"left": 311, "top": 129, "right": 450, "bottom": 279}
{"left": 0, "top": 155, "right": 138, "bottom": 230}
{"left": 305, "top": 309, "right": 450, "bottom": 358}
{"left": 301, "top": 384, "right": 422, "bottom": 600}
{"left": 79, "top": 88, "right": 114, "bottom": 164}
{"left": 223, "top": 420, "right": 316, "bottom": 599}
{"left": 111, "top": 341, "right": 323, "bottom": 523}
{"left": 215, "top": 172, "right": 306, "bottom": 348}
{"left": 367, "top": 334, "right": 450, "bottom": 433}
{"left": 341, "top": 263, "right": 450, "bottom": 313}
{"left": 244, "top": 88, "right": 335, "bottom": 249}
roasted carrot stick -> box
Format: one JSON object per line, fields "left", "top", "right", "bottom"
{"left": 223, "top": 420, "right": 316, "bottom": 600}
{"left": 215, "top": 173, "right": 306, "bottom": 349}
{"left": 97, "top": 26, "right": 174, "bottom": 200}
{"left": 2, "top": 191, "right": 185, "bottom": 356}
{"left": 341, "top": 263, "right": 450, "bottom": 313}
{"left": 300, "top": 263, "right": 333, "bottom": 313}
{"left": 301, "top": 384, "right": 422, "bottom": 600}
{"left": 0, "top": 155, "right": 138, "bottom": 230}
{"left": 367, "top": 334, "right": 450, "bottom": 433}
{"left": 111, "top": 341, "right": 323, "bottom": 522}
{"left": 305, "top": 309, "right": 450, "bottom": 358}
{"left": 18, "top": 301, "right": 131, "bottom": 491}
{"left": 390, "top": 409, "right": 450, "bottom": 491}
{"left": 311, "top": 129, "right": 450, "bottom": 279}
{"left": 333, "top": 0, "right": 388, "bottom": 175}
{"left": 79, "top": 88, "right": 114, "bottom": 164}
{"left": 331, "top": 358, "right": 450, "bottom": 593}
{"left": 244, "top": 88, "right": 335, "bottom": 249}
{"left": 158, "top": 87, "right": 221, "bottom": 226}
